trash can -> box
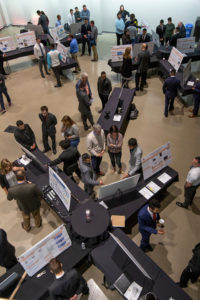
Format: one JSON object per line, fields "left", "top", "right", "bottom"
{"left": 185, "top": 24, "right": 193, "bottom": 37}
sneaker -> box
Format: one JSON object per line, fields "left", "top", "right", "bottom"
{"left": 8, "top": 102, "right": 12, "bottom": 107}
{"left": 21, "top": 222, "right": 31, "bottom": 232}
{"left": 41, "top": 74, "right": 45, "bottom": 78}
{"left": 54, "top": 84, "right": 61, "bottom": 88}
{"left": 176, "top": 202, "right": 187, "bottom": 209}
{"left": 46, "top": 72, "right": 50, "bottom": 75}
{"left": 53, "top": 149, "right": 57, "bottom": 155}
{"left": 1, "top": 109, "right": 6, "bottom": 114}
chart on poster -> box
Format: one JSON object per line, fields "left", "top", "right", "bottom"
{"left": 57, "top": 42, "right": 69, "bottom": 63}
{"left": 16, "top": 31, "right": 36, "bottom": 48}
{"left": 177, "top": 37, "right": 195, "bottom": 54}
{"left": 0, "top": 36, "right": 16, "bottom": 52}
{"left": 168, "top": 47, "right": 184, "bottom": 71}
{"left": 111, "top": 44, "right": 133, "bottom": 62}
{"left": 51, "top": 25, "right": 67, "bottom": 41}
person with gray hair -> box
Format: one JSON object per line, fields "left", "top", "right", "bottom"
{"left": 76, "top": 72, "right": 92, "bottom": 99}
{"left": 87, "top": 124, "right": 106, "bottom": 176}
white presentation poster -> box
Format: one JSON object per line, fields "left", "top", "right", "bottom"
{"left": 16, "top": 31, "right": 36, "bottom": 48}
{"left": 0, "top": 36, "right": 16, "bottom": 52}
{"left": 18, "top": 225, "right": 72, "bottom": 276}
{"left": 151, "top": 30, "right": 160, "bottom": 48}
{"left": 49, "top": 167, "right": 71, "bottom": 211}
{"left": 111, "top": 44, "right": 133, "bottom": 62}
{"left": 142, "top": 142, "right": 172, "bottom": 180}
{"left": 177, "top": 37, "right": 195, "bottom": 54}
{"left": 168, "top": 47, "right": 184, "bottom": 72}
{"left": 57, "top": 42, "right": 69, "bottom": 63}
{"left": 133, "top": 41, "right": 154, "bottom": 58}
{"left": 51, "top": 25, "right": 67, "bottom": 42}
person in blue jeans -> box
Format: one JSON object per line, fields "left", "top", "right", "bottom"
{"left": 0, "top": 74, "right": 11, "bottom": 114}
{"left": 138, "top": 199, "right": 165, "bottom": 252}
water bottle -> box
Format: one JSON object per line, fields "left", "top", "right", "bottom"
{"left": 81, "top": 242, "right": 86, "bottom": 250}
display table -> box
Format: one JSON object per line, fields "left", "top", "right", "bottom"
{"left": 91, "top": 228, "right": 192, "bottom": 300}
{"left": 157, "top": 45, "right": 200, "bottom": 63}
{"left": 71, "top": 202, "right": 110, "bottom": 245}
{"left": 97, "top": 87, "right": 135, "bottom": 136}
{"left": 60, "top": 34, "right": 82, "bottom": 47}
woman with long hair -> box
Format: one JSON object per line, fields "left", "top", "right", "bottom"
{"left": 107, "top": 125, "right": 123, "bottom": 174}
{"left": 61, "top": 115, "right": 80, "bottom": 148}
{"left": 121, "top": 47, "right": 132, "bottom": 88}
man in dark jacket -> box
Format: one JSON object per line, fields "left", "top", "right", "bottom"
{"left": 188, "top": 79, "right": 200, "bottom": 118}
{"left": 178, "top": 21, "right": 186, "bottom": 38}
{"left": 81, "top": 19, "right": 91, "bottom": 56}
{"left": 178, "top": 243, "right": 200, "bottom": 287}
{"left": 0, "top": 73, "right": 12, "bottom": 113}
{"left": 138, "top": 28, "right": 150, "bottom": 43}
{"left": 135, "top": 43, "right": 150, "bottom": 91}
{"left": 7, "top": 170, "right": 42, "bottom": 232}
{"left": 37, "top": 10, "right": 49, "bottom": 34}
{"left": 138, "top": 199, "right": 165, "bottom": 252}
{"left": 50, "top": 140, "right": 81, "bottom": 180}
{"left": 162, "top": 69, "right": 181, "bottom": 117}
{"left": 97, "top": 71, "right": 112, "bottom": 112}
{"left": 170, "top": 27, "right": 182, "bottom": 47}
{"left": 39, "top": 106, "right": 57, "bottom": 154}
{"left": 0, "top": 229, "right": 18, "bottom": 270}
{"left": 156, "top": 19, "right": 166, "bottom": 45}
{"left": 48, "top": 258, "right": 89, "bottom": 300}
{"left": 79, "top": 153, "right": 103, "bottom": 198}
{"left": 14, "top": 120, "right": 37, "bottom": 151}
{"left": 76, "top": 81, "right": 94, "bottom": 131}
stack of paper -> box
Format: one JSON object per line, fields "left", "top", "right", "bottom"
{"left": 139, "top": 187, "right": 153, "bottom": 200}
{"left": 124, "top": 282, "right": 143, "bottom": 300}
{"left": 146, "top": 181, "right": 161, "bottom": 193}
{"left": 113, "top": 114, "right": 121, "bottom": 122}
{"left": 157, "top": 172, "right": 172, "bottom": 184}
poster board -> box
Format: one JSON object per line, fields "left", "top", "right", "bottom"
{"left": 0, "top": 36, "right": 16, "bottom": 52}
{"left": 49, "top": 167, "right": 71, "bottom": 211}
{"left": 142, "top": 142, "right": 172, "bottom": 180}
{"left": 16, "top": 31, "right": 36, "bottom": 48}
{"left": 57, "top": 42, "right": 69, "bottom": 63}
{"left": 111, "top": 44, "right": 133, "bottom": 62}
{"left": 177, "top": 37, "right": 195, "bottom": 54}
{"left": 151, "top": 30, "right": 160, "bottom": 48}
{"left": 133, "top": 41, "right": 154, "bottom": 58}
{"left": 137, "top": 19, "right": 150, "bottom": 34}
{"left": 51, "top": 25, "right": 67, "bottom": 42}
{"left": 18, "top": 225, "right": 72, "bottom": 276}
{"left": 70, "top": 21, "right": 84, "bottom": 35}
{"left": 168, "top": 47, "right": 185, "bottom": 71}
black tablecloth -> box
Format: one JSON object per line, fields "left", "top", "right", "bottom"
{"left": 60, "top": 34, "right": 82, "bottom": 47}
{"left": 97, "top": 87, "right": 135, "bottom": 135}
{"left": 158, "top": 45, "right": 200, "bottom": 63}
{"left": 71, "top": 201, "right": 110, "bottom": 244}
{"left": 91, "top": 228, "right": 192, "bottom": 300}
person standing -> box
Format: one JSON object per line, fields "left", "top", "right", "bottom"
{"left": 107, "top": 125, "right": 123, "bottom": 174}
{"left": 176, "top": 156, "right": 200, "bottom": 209}
{"left": 0, "top": 73, "right": 11, "bottom": 114}
{"left": 135, "top": 43, "right": 150, "bottom": 91}
{"left": 125, "top": 14, "right": 138, "bottom": 30}
{"left": 81, "top": 19, "right": 91, "bottom": 56}
{"left": 34, "top": 38, "right": 50, "bottom": 78}
{"left": 80, "top": 5, "right": 90, "bottom": 21}
{"left": 118, "top": 5, "right": 129, "bottom": 23}
{"left": 90, "top": 20, "right": 98, "bottom": 62}
{"left": 162, "top": 69, "right": 180, "bottom": 117}
{"left": 0, "top": 50, "right": 7, "bottom": 75}
{"left": 178, "top": 21, "right": 186, "bottom": 38}
{"left": 87, "top": 124, "right": 105, "bottom": 176}
{"left": 55, "top": 15, "right": 61, "bottom": 27}
{"left": 69, "top": 34, "right": 81, "bottom": 74}
{"left": 122, "top": 138, "right": 143, "bottom": 179}
{"left": 170, "top": 27, "right": 182, "bottom": 47}
{"left": 76, "top": 81, "right": 94, "bottom": 131}
{"left": 37, "top": 10, "right": 49, "bottom": 34}
{"left": 7, "top": 170, "right": 42, "bottom": 232}
{"left": 39, "top": 106, "right": 57, "bottom": 154}
{"left": 74, "top": 7, "right": 81, "bottom": 23}
{"left": 68, "top": 9, "right": 75, "bottom": 26}
{"left": 188, "top": 79, "right": 200, "bottom": 118}
{"left": 115, "top": 13, "right": 125, "bottom": 45}
{"left": 164, "top": 17, "right": 175, "bottom": 44}
{"left": 0, "top": 229, "right": 18, "bottom": 270}
{"left": 47, "top": 44, "right": 62, "bottom": 88}
{"left": 48, "top": 258, "right": 89, "bottom": 300}
{"left": 127, "top": 23, "right": 137, "bottom": 44}
{"left": 76, "top": 72, "right": 92, "bottom": 99}
{"left": 61, "top": 115, "right": 80, "bottom": 148}
{"left": 79, "top": 153, "right": 103, "bottom": 198}
{"left": 138, "top": 199, "right": 165, "bottom": 252}
{"left": 121, "top": 47, "right": 132, "bottom": 88}
{"left": 14, "top": 120, "right": 36, "bottom": 151}
{"left": 49, "top": 140, "right": 81, "bottom": 181}
{"left": 156, "top": 20, "right": 166, "bottom": 45}
{"left": 97, "top": 71, "right": 112, "bottom": 112}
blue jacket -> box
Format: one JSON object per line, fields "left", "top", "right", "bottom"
{"left": 76, "top": 79, "right": 92, "bottom": 98}
{"left": 163, "top": 76, "right": 181, "bottom": 98}
{"left": 115, "top": 18, "right": 125, "bottom": 34}
{"left": 70, "top": 38, "right": 78, "bottom": 54}
{"left": 138, "top": 204, "right": 160, "bottom": 237}
{"left": 80, "top": 9, "right": 90, "bottom": 21}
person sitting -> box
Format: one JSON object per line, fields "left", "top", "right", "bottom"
{"left": 48, "top": 258, "right": 89, "bottom": 300}
{"left": 170, "top": 27, "right": 182, "bottom": 47}
{"left": 121, "top": 47, "right": 132, "bottom": 88}
{"left": 178, "top": 21, "right": 186, "bottom": 38}
{"left": 79, "top": 153, "right": 103, "bottom": 198}
{"left": 0, "top": 159, "right": 24, "bottom": 195}
{"left": 138, "top": 28, "right": 150, "bottom": 43}
{"left": 61, "top": 115, "right": 80, "bottom": 148}
{"left": 156, "top": 19, "right": 166, "bottom": 45}
{"left": 122, "top": 29, "right": 131, "bottom": 45}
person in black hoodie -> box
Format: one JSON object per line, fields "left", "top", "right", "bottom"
{"left": 121, "top": 47, "right": 132, "bottom": 88}
{"left": 178, "top": 243, "right": 200, "bottom": 287}
{"left": 0, "top": 229, "right": 18, "bottom": 270}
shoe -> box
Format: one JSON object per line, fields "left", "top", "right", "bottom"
{"left": 96, "top": 171, "right": 105, "bottom": 176}
{"left": 188, "top": 114, "right": 197, "bottom": 118}
{"left": 36, "top": 218, "right": 42, "bottom": 228}
{"left": 111, "top": 167, "right": 116, "bottom": 174}
{"left": 146, "top": 245, "right": 153, "bottom": 251}
{"left": 118, "top": 168, "right": 123, "bottom": 174}
{"left": 42, "top": 148, "right": 51, "bottom": 153}
{"left": 176, "top": 202, "right": 187, "bottom": 209}
{"left": 21, "top": 222, "right": 31, "bottom": 232}
{"left": 46, "top": 72, "right": 50, "bottom": 75}
{"left": 84, "top": 125, "right": 91, "bottom": 131}
{"left": 53, "top": 149, "right": 57, "bottom": 155}
{"left": 140, "top": 87, "right": 143, "bottom": 91}
{"left": 188, "top": 108, "right": 193, "bottom": 113}
{"left": 41, "top": 74, "right": 45, "bottom": 78}
{"left": 136, "top": 87, "right": 139, "bottom": 91}
{"left": 169, "top": 106, "right": 174, "bottom": 111}
{"left": 164, "top": 114, "right": 168, "bottom": 117}
{"left": 91, "top": 59, "right": 97, "bottom": 61}
{"left": 1, "top": 109, "right": 6, "bottom": 114}
{"left": 98, "top": 109, "right": 102, "bottom": 113}
{"left": 8, "top": 102, "right": 12, "bottom": 107}
{"left": 54, "top": 84, "right": 61, "bottom": 88}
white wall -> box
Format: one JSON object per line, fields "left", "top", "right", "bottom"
{"left": 1, "top": 0, "right": 199, "bottom": 33}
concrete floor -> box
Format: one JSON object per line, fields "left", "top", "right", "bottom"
{"left": 0, "top": 27, "right": 200, "bottom": 299}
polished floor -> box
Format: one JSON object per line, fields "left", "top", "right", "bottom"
{"left": 0, "top": 27, "right": 200, "bottom": 299}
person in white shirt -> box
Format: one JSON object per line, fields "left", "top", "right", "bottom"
{"left": 47, "top": 44, "right": 62, "bottom": 88}
{"left": 34, "top": 38, "right": 50, "bottom": 78}
{"left": 176, "top": 156, "right": 200, "bottom": 209}
{"left": 68, "top": 9, "right": 75, "bottom": 26}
